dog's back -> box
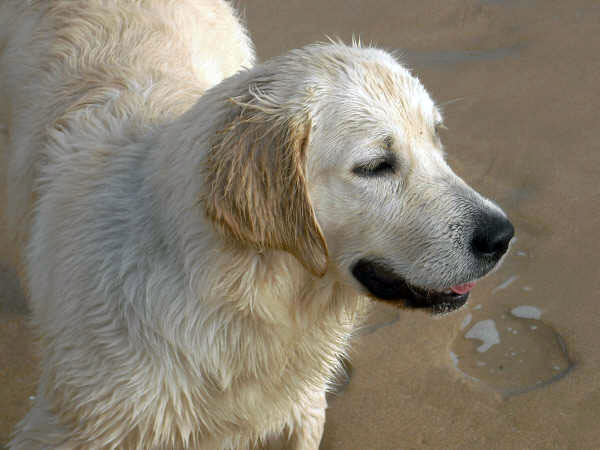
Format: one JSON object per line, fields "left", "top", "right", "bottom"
{"left": 2, "top": 2, "right": 257, "bottom": 448}
{"left": 0, "top": 0, "right": 255, "bottom": 264}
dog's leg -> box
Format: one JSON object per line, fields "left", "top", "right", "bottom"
{"left": 278, "top": 391, "right": 327, "bottom": 450}
{"left": 257, "top": 390, "right": 326, "bottom": 450}
{"left": 287, "top": 390, "right": 327, "bottom": 450}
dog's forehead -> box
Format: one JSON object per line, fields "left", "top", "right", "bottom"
{"left": 359, "top": 62, "right": 435, "bottom": 129}
{"left": 312, "top": 47, "right": 438, "bottom": 138}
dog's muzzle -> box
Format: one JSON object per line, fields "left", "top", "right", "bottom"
{"left": 351, "top": 259, "right": 471, "bottom": 314}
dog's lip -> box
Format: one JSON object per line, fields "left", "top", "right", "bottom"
{"left": 351, "top": 259, "right": 473, "bottom": 314}
{"left": 401, "top": 284, "right": 471, "bottom": 315}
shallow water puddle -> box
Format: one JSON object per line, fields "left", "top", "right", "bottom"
{"left": 450, "top": 305, "right": 572, "bottom": 397}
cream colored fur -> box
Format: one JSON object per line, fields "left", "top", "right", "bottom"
{"left": 1, "top": 1, "right": 507, "bottom": 449}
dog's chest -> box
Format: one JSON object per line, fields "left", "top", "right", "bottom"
{"left": 167, "top": 312, "right": 355, "bottom": 437}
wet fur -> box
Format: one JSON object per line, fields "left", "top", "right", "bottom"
{"left": 1, "top": 0, "right": 507, "bottom": 449}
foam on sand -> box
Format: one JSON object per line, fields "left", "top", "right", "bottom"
{"left": 511, "top": 305, "right": 542, "bottom": 320}
{"left": 465, "top": 320, "right": 500, "bottom": 352}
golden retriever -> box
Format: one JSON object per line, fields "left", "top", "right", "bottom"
{"left": 1, "top": 1, "right": 513, "bottom": 448}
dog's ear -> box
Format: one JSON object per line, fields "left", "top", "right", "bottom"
{"left": 203, "top": 88, "right": 328, "bottom": 277}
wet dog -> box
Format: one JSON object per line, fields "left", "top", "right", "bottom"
{"left": 1, "top": 1, "right": 512, "bottom": 448}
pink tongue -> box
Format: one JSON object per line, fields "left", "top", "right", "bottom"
{"left": 450, "top": 282, "right": 476, "bottom": 295}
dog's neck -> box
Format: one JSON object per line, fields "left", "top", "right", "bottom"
{"left": 136, "top": 94, "right": 369, "bottom": 386}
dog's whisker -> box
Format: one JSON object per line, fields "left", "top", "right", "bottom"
{"left": 438, "top": 97, "right": 465, "bottom": 107}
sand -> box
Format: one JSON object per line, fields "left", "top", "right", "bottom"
{"left": 2, "top": 0, "right": 599, "bottom": 447}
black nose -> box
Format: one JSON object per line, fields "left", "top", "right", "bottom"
{"left": 471, "top": 212, "right": 515, "bottom": 260}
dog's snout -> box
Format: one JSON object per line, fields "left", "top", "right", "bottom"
{"left": 471, "top": 212, "right": 514, "bottom": 260}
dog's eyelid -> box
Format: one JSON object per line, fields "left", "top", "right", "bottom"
{"left": 352, "top": 154, "right": 397, "bottom": 177}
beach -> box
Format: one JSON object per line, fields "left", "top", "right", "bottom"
{"left": 2, "top": 0, "right": 599, "bottom": 447}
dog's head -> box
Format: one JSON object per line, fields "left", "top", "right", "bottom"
{"left": 205, "top": 43, "right": 513, "bottom": 313}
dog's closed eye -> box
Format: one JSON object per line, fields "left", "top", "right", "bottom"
{"left": 352, "top": 156, "right": 397, "bottom": 177}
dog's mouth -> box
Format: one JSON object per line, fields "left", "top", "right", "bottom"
{"left": 351, "top": 259, "right": 475, "bottom": 314}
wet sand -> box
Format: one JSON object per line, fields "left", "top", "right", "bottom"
{"left": 2, "top": 0, "right": 599, "bottom": 447}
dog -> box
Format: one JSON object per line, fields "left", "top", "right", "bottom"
{"left": 1, "top": 1, "right": 514, "bottom": 448}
